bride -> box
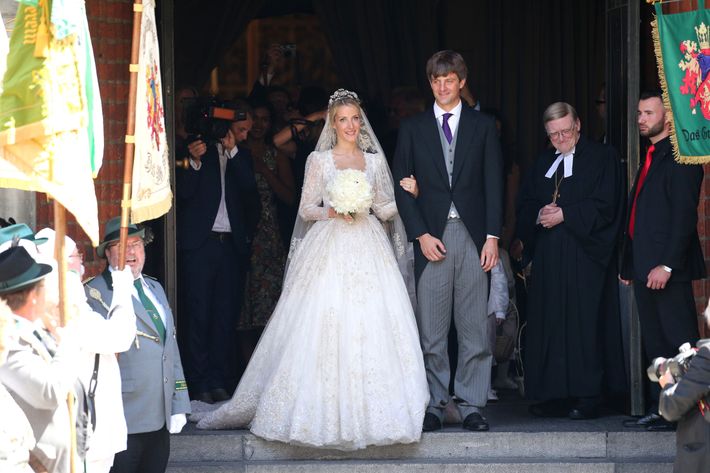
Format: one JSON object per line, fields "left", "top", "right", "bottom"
{"left": 192, "top": 89, "right": 428, "bottom": 450}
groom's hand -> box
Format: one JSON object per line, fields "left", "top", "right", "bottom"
{"left": 418, "top": 233, "right": 446, "bottom": 261}
{"left": 480, "top": 237, "right": 499, "bottom": 272}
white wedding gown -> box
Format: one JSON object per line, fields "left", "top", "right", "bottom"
{"left": 193, "top": 150, "right": 429, "bottom": 450}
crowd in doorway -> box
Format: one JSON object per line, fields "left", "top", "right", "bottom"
{"left": 1, "top": 44, "right": 709, "bottom": 473}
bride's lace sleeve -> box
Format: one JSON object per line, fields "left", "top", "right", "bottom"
{"left": 370, "top": 153, "right": 398, "bottom": 221}
{"left": 298, "top": 151, "right": 329, "bottom": 221}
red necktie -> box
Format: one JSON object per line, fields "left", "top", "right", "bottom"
{"left": 628, "top": 144, "right": 655, "bottom": 239}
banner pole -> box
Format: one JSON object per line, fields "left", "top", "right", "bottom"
{"left": 118, "top": 0, "right": 144, "bottom": 269}
{"left": 53, "top": 201, "right": 76, "bottom": 473}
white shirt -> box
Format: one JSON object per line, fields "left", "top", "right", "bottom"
{"left": 433, "top": 100, "right": 463, "bottom": 138}
{"left": 189, "top": 144, "right": 239, "bottom": 232}
{"left": 107, "top": 266, "right": 167, "bottom": 327}
{"left": 133, "top": 274, "right": 167, "bottom": 327}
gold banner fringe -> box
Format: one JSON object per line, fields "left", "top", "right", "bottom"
{"left": 130, "top": 191, "right": 173, "bottom": 224}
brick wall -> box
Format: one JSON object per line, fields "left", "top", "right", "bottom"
{"left": 36, "top": 0, "right": 132, "bottom": 277}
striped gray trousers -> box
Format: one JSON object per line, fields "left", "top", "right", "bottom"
{"left": 416, "top": 219, "right": 492, "bottom": 419}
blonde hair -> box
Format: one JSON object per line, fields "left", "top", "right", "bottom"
{"left": 542, "top": 102, "right": 578, "bottom": 124}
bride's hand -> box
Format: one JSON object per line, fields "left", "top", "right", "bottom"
{"left": 328, "top": 207, "right": 354, "bottom": 223}
{"left": 400, "top": 175, "right": 419, "bottom": 198}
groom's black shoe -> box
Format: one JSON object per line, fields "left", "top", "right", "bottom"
{"left": 463, "top": 413, "right": 489, "bottom": 432}
{"left": 623, "top": 412, "right": 662, "bottom": 428}
{"left": 422, "top": 413, "right": 442, "bottom": 432}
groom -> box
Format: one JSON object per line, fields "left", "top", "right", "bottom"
{"left": 394, "top": 50, "right": 503, "bottom": 432}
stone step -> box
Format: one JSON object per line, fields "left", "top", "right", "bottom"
{"left": 168, "top": 402, "right": 676, "bottom": 472}
{"left": 169, "top": 429, "right": 675, "bottom": 463}
{"left": 167, "top": 459, "right": 673, "bottom": 473}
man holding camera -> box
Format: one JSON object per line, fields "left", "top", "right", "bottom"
{"left": 657, "top": 329, "right": 710, "bottom": 473}
{"left": 176, "top": 101, "right": 260, "bottom": 404}
{"left": 620, "top": 90, "right": 705, "bottom": 431}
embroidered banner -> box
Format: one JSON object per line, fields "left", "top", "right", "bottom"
{"left": 653, "top": 1, "right": 710, "bottom": 163}
{"left": 131, "top": 0, "right": 172, "bottom": 223}
{"left": 0, "top": 0, "right": 102, "bottom": 245}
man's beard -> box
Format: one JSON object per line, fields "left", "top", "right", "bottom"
{"left": 640, "top": 120, "right": 665, "bottom": 139}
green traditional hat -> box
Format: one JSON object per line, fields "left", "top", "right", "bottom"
{"left": 0, "top": 246, "right": 52, "bottom": 295}
{"left": 0, "top": 224, "right": 48, "bottom": 246}
{"left": 96, "top": 217, "right": 145, "bottom": 258}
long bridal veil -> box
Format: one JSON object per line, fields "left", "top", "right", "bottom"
{"left": 287, "top": 89, "right": 416, "bottom": 303}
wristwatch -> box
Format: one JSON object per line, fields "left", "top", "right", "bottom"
{"left": 661, "top": 265, "right": 672, "bottom": 273}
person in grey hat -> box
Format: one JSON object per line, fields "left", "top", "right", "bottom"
{"left": 84, "top": 217, "right": 190, "bottom": 473}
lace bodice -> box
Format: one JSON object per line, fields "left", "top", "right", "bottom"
{"left": 298, "top": 150, "right": 398, "bottom": 222}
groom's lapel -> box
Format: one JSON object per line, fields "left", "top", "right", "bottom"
{"left": 422, "top": 111, "right": 449, "bottom": 185}
{"left": 451, "top": 107, "right": 476, "bottom": 188}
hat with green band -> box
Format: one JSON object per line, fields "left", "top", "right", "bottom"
{"left": 96, "top": 217, "right": 146, "bottom": 258}
{"left": 0, "top": 246, "right": 52, "bottom": 295}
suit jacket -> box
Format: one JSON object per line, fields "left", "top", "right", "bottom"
{"left": 620, "top": 137, "right": 705, "bottom": 282}
{"left": 84, "top": 271, "right": 191, "bottom": 435}
{"left": 0, "top": 316, "right": 78, "bottom": 473}
{"left": 393, "top": 104, "right": 503, "bottom": 280}
{"left": 176, "top": 143, "right": 260, "bottom": 254}
{"left": 659, "top": 340, "right": 710, "bottom": 473}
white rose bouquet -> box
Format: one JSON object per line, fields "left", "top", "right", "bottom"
{"left": 327, "top": 169, "right": 373, "bottom": 219}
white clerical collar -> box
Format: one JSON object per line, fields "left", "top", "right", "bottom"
{"left": 433, "top": 100, "right": 462, "bottom": 120}
{"left": 545, "top": 147, "right": 575, "bottom": 178}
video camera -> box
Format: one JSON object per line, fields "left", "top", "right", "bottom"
{"left": 183, "top": 97, "right": 246, "bottom": 145}
{"left": 647, "top": 342, "right": 697, "bottom": 383}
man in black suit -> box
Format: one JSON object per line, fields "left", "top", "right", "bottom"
{"left": 394, "top": 50, "right": 503, "bottom": 432}
{"left": 621, "top": 89, "right": 705, "bottom": 431}
{"left": 176, "top": 104, "right": 260, "bottom": 404}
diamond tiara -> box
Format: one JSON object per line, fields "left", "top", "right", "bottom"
{"left": 328, "top": 88, "right": 360, "bottom": 106}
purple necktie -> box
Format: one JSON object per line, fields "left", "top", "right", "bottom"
{"left": 442, "top": 113, "right": 453, "bottom": 144}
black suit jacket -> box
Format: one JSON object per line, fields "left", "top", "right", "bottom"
{"left": 620, "top": 137, "right": 705, "bottom": 282}
{"left": 175, "top": 144, "right": 260, "bottom": 255}
{"left": 393, "top": 104, "right": 503, "bottom": 280}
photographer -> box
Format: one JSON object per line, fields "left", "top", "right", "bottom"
{"left": 176, "top": 99, "right": 260, "bottom": 404}
{"left": 657, "top": 309, "right": 710, "bottom": 473}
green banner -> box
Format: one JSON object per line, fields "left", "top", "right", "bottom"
{"left": 654, "top": 2, "right": 710, "bottom": 163}
{"left": 0, "top": 0, "right": 101, "bottom": 246}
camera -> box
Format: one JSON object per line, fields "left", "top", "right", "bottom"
{"left": 647, "top": 342, "right": 697, "bottom": 383}
{"left": 281, "top": 43, "right": 296, "bottom": 58}
{"left": 183, "top": 97, "right": 246, "bottom": 145}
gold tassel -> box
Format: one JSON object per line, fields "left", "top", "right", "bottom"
{"left": 33, "top": 0, "right": 50, "bottom": 57}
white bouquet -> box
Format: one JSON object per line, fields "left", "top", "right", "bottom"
{"left": 327, "top": 169, "right": 373, "bottom": 218}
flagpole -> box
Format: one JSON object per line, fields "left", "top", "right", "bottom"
{"left": 118, "top": 0, "right": 144, "bottom": 269}
{"left": 53, "top": 201, "right": 77, "bottom": 473}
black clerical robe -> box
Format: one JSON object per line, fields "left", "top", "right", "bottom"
{"left": 517, "top": 135, "right": 623, "bottom": 401}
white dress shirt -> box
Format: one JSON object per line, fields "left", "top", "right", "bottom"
{"left": 189, "top": 144, "right": 238, "bottom": 232}
{"left": 433, "top": 100, "right": 463, "bottom": 138}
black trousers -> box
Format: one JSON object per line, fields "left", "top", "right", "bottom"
{"left": 634, "top": 281, "right": 699, "bottom": 410}
{"left": 181, "top": 236, "right": 246, "bottom": 394}
{"left": 110, "top": 426, "right": 170, "bottom": 473}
